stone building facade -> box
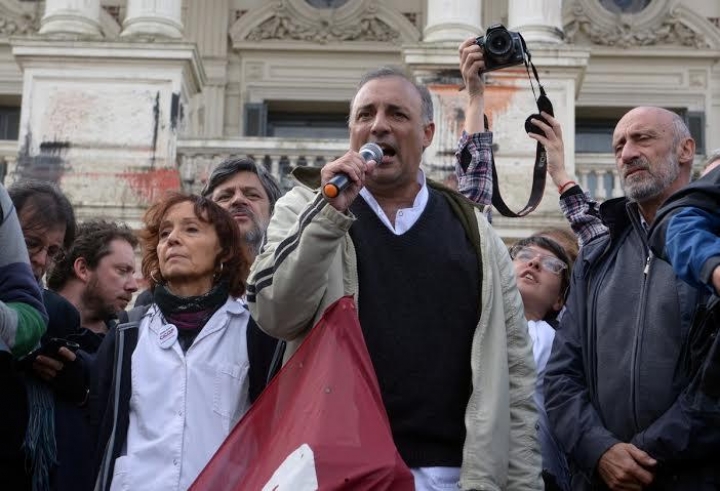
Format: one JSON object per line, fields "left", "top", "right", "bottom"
{"left": 0, "top": 0, "right": 718, "bottom": 239}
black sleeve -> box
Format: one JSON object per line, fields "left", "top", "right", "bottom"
{"left": 88, "top": 326, "right": 117, "bottom": 472}
{"left": 247, "top": 317, "right": 282, "bottom": 403}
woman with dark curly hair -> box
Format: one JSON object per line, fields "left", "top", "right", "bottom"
{"left": 92, "top": 192, "right": 253, "bottom": 491}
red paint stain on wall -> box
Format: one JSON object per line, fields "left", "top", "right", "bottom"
{"left": 429, "top": 83, "right": 522, "bottom": 128}
{"left": 120, "top": 168, "right": 181, "bottom": 204}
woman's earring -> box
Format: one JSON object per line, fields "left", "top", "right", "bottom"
{"left": 214, "top": 262, "right": 224, "bottom": 280}
{"left": 150, "top": 270, "right": 163, "bottom": 284}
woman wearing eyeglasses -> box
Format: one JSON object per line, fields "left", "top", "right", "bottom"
{"left": 509, "top": 236, "right": 572, "bottom": 491}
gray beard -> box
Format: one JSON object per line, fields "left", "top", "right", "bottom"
{"left": 244, "top": 226, "right": 265, "bottom": 256}
{"left": 622, "top": 156, "right": 680, "bottom": 203}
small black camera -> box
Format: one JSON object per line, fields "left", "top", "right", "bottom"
{"left": 475, "top": 24, "right": 526, "bottom": 73}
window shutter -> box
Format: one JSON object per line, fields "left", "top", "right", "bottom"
{"left": 244, "top": 103, "right": 268, "bottom": 137}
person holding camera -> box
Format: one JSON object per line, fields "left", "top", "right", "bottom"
{"left": 456, "top": 37, "right": 607, "bottom": 247}
{"left": 0, "top": 181, "right": 49, "bottom": 491}
{"left": 457, "top": 37, "right": 589, "bottom": 491}
{"left": 3, "top": 179, "right": 83, "bottom": 491}
{"left": 247, "top": 66, "right": 541, "bottom": 490}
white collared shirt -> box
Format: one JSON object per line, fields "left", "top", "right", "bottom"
{"left": 110, "top": 299, "right": 251, "bottom": 491}
{"left": 359, "top": 170, "right": 429, "bottom": 236}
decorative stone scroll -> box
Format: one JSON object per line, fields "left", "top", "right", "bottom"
{"left": 564, "top": 3, "right": 712, "bottom": 48}
{"left": 0, "top": 3, "right": 40, "bottom": 37}
{"left": 246, "top": 11, "right": 400, "bottom": 44}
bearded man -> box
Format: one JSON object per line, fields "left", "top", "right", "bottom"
{"left": 545, "top": 107, "right": 720, "bottom": 490}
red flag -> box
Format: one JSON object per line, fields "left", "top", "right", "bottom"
{"left": 190, "top": 296, "right": 414, "bottom": 491}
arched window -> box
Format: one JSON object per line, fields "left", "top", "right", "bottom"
{"left": 304, "top": 0, "right": 351, "bottom": 9}
{"left": 599, "top": 0, "right": 652, "bottom": 14}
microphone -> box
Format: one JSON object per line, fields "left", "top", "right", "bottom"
{"left": 322, "top": 142, "right": 383, "bottom": 199}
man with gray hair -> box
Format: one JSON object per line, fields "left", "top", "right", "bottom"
{"left": 201, "top": 158, "right": 281, "bottom": 256}
{"left": 545, "top": 107, "right": 720, "bottom": 490}
{"left": 247, "top": 66, "right": 540, "bottom": 490}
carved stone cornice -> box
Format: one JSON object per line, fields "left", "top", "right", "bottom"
{"left": 0, "top": 1, "right": 40, "bottom": 37}
{"left": 246, "top": 10, "right": 400, "bottom": 44}
{"left": 230, "top": 0, "right": 420, "bottom": 48}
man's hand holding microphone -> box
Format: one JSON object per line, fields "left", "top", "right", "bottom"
{"left": 321, "top": 142, "right": 383, "bottom": 212}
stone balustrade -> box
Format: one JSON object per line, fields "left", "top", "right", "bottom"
{"left": 0, "top": 140, "right": 17, "bottom": 184}
{"left": 178, "top": 137, "right": 627, "bottom": 199}
{"left": 178, "top": 137, "right": 351, "bottom": 193}
{"left": 574, "top": 153, "right": 624, "bottom": 201}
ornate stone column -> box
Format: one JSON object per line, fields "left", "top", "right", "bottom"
{"left": 38, "top": 0, "right": 102, "bottom": 37}
{"left": 423, "top": 0, "right": 482, "bottom": 42}
{"left": 508, "top": 0, "right": 564, "bottom": 43}
{"left": 121, "top": 0, "right": 183, "bottom": 39}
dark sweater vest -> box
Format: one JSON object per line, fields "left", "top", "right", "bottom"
{"left": 349, "top": 188, "right": 480, "bottom": 468}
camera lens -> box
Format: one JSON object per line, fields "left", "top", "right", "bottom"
{"left": 485, "top": 29, "right": 513, "bottom": 60}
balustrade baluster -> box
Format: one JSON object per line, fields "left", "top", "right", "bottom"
{"left": 612, "top": 169, "right": 623, "bottom": 198}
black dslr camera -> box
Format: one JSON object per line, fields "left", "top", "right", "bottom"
{"left": 475, "top": 24, "right": 526, "bottom": 72}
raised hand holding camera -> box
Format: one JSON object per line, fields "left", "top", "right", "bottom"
{"left": 474, "top": 24, "right": 527, "bottom": 73}
{"left": 467, "top": 24, "right": 555, "bottom": 217}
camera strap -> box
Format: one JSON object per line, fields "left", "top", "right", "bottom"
{"left": 489, "top": 43, "right": 552, "bottom": 217}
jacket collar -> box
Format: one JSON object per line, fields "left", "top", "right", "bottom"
{"left": 292, "top": 166, "right": 322, "bottom": 189}
{"left": 599, "top": 197, "right": 632, "bottom": 242}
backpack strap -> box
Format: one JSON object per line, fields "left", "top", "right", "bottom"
{"left": 95, "top": 305, "right": 148, "bottom": 491}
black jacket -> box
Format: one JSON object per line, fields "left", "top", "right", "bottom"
{"left": 649, "top": 168, "right": 720, "bottom": 401}
{"left": 545, "top": 197, "right": 719, "bottom": 490}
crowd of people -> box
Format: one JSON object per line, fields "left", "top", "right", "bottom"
{"left": 0, "top": 37, "right": 719, "bottom": 491}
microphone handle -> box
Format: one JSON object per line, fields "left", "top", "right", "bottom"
{"left": 322, "top": 173, "right": 350, "bottom": 199}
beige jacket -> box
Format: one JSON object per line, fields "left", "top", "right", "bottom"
{"left": 247, "top": 170, "right": 542, "bottom": 490}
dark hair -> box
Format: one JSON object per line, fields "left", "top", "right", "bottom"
{"left": 509, "top": 235, "right": 572, "bottom": 320}
{"left": 46, "top": 220, "right": 139, "bottom": 291}
{"left": 532, "top": 227, "right": 579, "bottom": 266}
{"left": 351, "top": 66, "right": 434, "bottom": 124}
{"left": 8, "top": 179, "right": 76, "bottom": 249}
{"left": 139, "top": 192, "right": 249, "bottom": 298}
{"left": 201, "top": 158, "right": 282, "bottom": 213}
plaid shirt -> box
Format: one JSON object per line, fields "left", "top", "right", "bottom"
{"left": 455, "top": 131, "right": 608, "bottom": 245}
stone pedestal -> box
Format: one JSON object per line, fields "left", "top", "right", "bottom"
{"left": 403, "top": 42, "right": 589, "bottom": 239}
{"left": 11, "top": 40, "right": 205, "bottom": 228}
{"left": 121, "top": 0, "right": 183, "bottom": 39}
{"left": 423, "top": 0, "right": 482, "bottom": 42}
{"left": 508, "top": 0, "right": 564, "bottom": 44}
{"left": 39, "top": 0, "right": 102, "bottom": 38}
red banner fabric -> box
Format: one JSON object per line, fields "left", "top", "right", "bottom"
{"left": 190, "top": 296, "right": 414, "bottom": 491}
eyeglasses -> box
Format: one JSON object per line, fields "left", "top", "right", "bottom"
{"left": 24, "top": 236, "right": 63, "bottom": 260}
{"left": 511, "top": 247, "right": 567, "bottom": 276}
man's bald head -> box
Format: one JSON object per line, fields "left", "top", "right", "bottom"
{"left": 613, "top": 106, "right": 695, "bottom": 208}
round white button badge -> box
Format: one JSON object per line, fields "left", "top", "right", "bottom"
{"left": 158, "top": 324, "right": 178, "bottom": 349}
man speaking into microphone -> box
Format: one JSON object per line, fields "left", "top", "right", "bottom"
{"left": 246, "top": 66, "right": 540, "bottom": 491}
